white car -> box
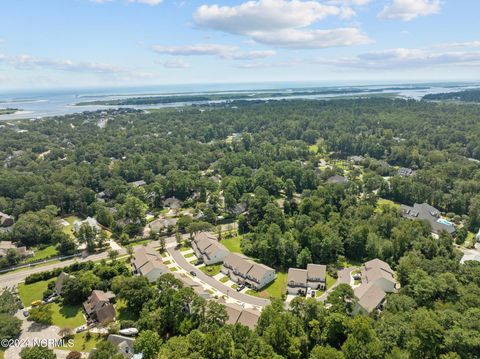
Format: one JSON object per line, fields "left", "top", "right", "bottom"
{"left": 76, "top": 325, "right": 88, "bottom": 333}
{"left": 119, "top": 328, "right": 139, "bottom": 336}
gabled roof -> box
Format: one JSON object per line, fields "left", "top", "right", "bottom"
{"left": 288, "top": 268, "right": 307, "bottom": 286}
{"left": 362, "top": 258, "right": 395, "bottom": 284}
{"left": 223, "top": 253, "right": 253, "bottom": 275}
{"left": 326, "top": 175, "right": 348, "bottom": 184}
{"left": 307, "top": 264, "right": 326, "bottom": 281}
{"left": 132, "top": 246, "right": 167, "bottom": 275}
{"left": 247, "top": 263, "right": 274, "bottom": 282}
{"left": 401, "top": 203, "right": 455, "bottom": 234}
{"left": 55, "top": 272, "right": 74, "bottom": 294}
{"left": 222, "top": 301, "right": 260, "bottom": 329}
{"left": 354, "top": 282, "right": 386, "bottom": 313}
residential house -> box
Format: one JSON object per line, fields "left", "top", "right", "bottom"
{"left": 128, "top": 180, "right": 146, "bottom": 187}
{"left": 397, "top": 167, "right": 414, "bottom": 177}
{"left": 143, "top": 217, "right": 177, "bottom": 237}
{"left": 353, "top": 282, "right": 387, "bottom": 315}
{"left": 348, "top": 155, "right": 365, "bottom": 164}
{"left": 173, "top": 272, "right": 211, "bottom": 299}
{"left": 74, "top": 217, "right": 101, "bottom": 234}
{"left": 361, "top": 258, "right": 397, "bottom": 293}
{"left": 475, "top": 228, "right": 480, "bottom": 242}
{"left": 83, "top": 290, "right": 116, "bottom": 324}
{"left": 131, "top": 246, "right": 168, "bottom": 283}
{"left": 106, "top": 334, "right": 142, "bottom": 359}
{"left": 0, "top": 212, "right": 14, "bottom": 228}
{"left": 326, "top": 175, "right": 348, "bottom": 185}
{"left": 191, "top": 232, "right": 229, "bottom": 265}
{"left": 54, "top": 272, "right": 74, "bottom": 295}
{"left": 287, "top": 264, "right": 327, "bottom": 295}
{"left": 0, "top": 241, "right": 34, "bottom": 259}
{"left": 221, "top": 301, "right": 261, "bottom": 330}
{"left": 163, "top": 197, "right": 182, "bottom": 210}
{"left": 401, "top": 203, "right": 456, "bottom": 234}
{"left": 222, "top": 252, "right": 276, "bottom": 290}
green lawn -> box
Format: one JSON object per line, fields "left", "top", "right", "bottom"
{"left": 309, "top": 144, "right": 318, "bottom": 153}
{"left": 375, "top": 198, "right": 400, "bottom": 213}
{"left": 180, "top": 246, "right": 191, "bottom": 252}
{"left": 115, "top": 298, "right": 138, "bottom": 321}
{"left": 200, "top": 264, "right": 222, "bottom": 276}
{"left": 49, "top": 302, "right": 85, "bottom": 328}
{"left": 326, "top": 274, "right": 337, "bottom": 289}
{"left": 170, "top": 267, "right": 178, "bottom": 272}
{"left": 163, "top": 260, "right": 172, "bottom": 265}
{"left": 60, "top": 332, "right": 104, "bottom": 352}
{"left": 184, "top": 253, "right": 194, "bottom": 258}
{"left": 18, "top": 280, "right": 53, "bottom": 306}
{"left": 62, "top": 215, "right": 82, "bottom": 238}
{"left": 247, "top": 272, "right": 288, "bottom": 299}
{"left": 24, "top": 245, "right": 58, "bottom": 263}
{"left": 219, "top": 276, "right": 229, "bottom": 283}
{"left": 221, "top": 236, "right": 243, "bottom": 254}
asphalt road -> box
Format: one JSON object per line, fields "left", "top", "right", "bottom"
{"left": 0, "top": 247, "right": 126, "bottom": 289}
{"left": 167, "top": 243, "right": 270, "bottom": 308}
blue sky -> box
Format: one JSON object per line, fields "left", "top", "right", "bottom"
{"left": 0, "top": 0, "right": 479, "bottom": 89}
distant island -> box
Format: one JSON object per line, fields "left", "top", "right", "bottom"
{"left": 423, "top": 88, "right": 480, "bottom": 102}
{"left": 75, "top": 86, "right": 429, "bottom": 106}
{"left": 0, "top": 108, "right": 19, "bottom": 115}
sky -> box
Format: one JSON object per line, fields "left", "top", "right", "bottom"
{"left": 0, "top": 0, "right": 479, "bottom": 90}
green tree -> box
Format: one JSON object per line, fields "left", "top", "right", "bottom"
{"left": 20, "top": 346, "right": 56, "bottom": 359}
{"left": 134, "top": 330, "right": 162, "bottom": 359}
{"left": 28, "top": 304, "right": 53, "bottom": 325}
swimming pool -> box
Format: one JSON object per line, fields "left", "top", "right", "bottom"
{"left": 437, "top": 218, "right": 454, "bottom": 226}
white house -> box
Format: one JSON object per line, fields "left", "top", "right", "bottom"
{"left": 131, "top": 246, "right": 168, "bottom": 283}
{"left": 191, "top": 232, "right": 229, "bottom": 265}
{"left": 222, "top": 252, "right": 276, "bottom": 290}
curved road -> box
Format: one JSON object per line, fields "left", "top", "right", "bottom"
{"left": 166, "top": 243, "right": 270, "bottom": 308}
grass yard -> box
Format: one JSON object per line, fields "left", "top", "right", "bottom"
{"left": 163, "top": 260, "right": 172, "bottom": 265}
{"left": 180, "top": 246, "right": 191, "bottom": 252}
{"left": 375, "top": 198, "right": 400, "bottom": 213}
{"left": 221, "top": 236, "right": 243, "bottom": 254}
{"left": 49, "top": 302, "right": 85, "bottom": 328}
{"left": 326, "top": 274, "right": 337, "bottom": 289}
{"left": 18, "top": 280, "right": 53, "bottom": 306}
{"left": 309, "top": 144, "right": 318, "bottom": 153}
{"left": 61, "top": 332, "right": 105, "bottom": 352}
{"left": 200, "top": 264, "right": 222, "bottom": 276}
{"left": 23, "top": 245, "right": 58, "bottom": 263}
{"left": 184, "top": 253, "right": 194, "bottom": 258}
{"left": 219, "top": 276, "right": 229, "bottom": 283}
{"left": 62, "top": 215, "right": 82, "bottom": 238}
{"left": 115, "top": 299, "right": 138, "bottom": 321}
{"left": 247, "top": 272, "right": 288, "bottom": 299}
{"left": 170, "top": 267, "right": 178, "bottom": 272}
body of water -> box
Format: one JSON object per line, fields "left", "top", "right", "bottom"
{"left": 0, "top": 82, "right": 478, "bottom": 121}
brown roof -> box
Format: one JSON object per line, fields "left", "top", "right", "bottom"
{"left": 307, "top": 264, "right": 326, "bottom": 281}
{"left": 354, "top": 282, "right": 386, "bottom": 313}
{"left": 223, "top": 253, "right": 253, "bottom": 275}
{"left": 95, "top": 303, "right": 116, "bottom": 323}
{"left": 83, "top": 290, "right": 116, "bottom": 320}
{"left": 132, "top": 246, "right": 167, "bottom": 275}
{"left": 247, "top": 263, "right": 273, "bottom": 282}
{"left": 224, "top": 303, "right": 243, "bottom": 325}
{"left": 237, "top": 308, "right": 260, "bottom": 329}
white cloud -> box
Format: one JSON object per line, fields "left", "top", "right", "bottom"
{"left": 158, "top": 58, "right": 190, "bottom": 68}
{"left": 433, "top": 41, "right": 480, "bottom": 49}
{"left": 151, "top": 43, "right": 277, "bottom": 60}
{"left": 193, "top": 0, "right": 370, "bottom": 49}
{"left": 194, "top": 0, "right": 343, "bottom": 33}
{"left": 312, "top": 48, "right": 480, "bottom": 69}
{"left": 249, "top": 27, "right": 372, "bottom": 48}
{"left": 327, "top": 0, "right": 370, "bottom": 5}
{"left": 378, "top": 0, "right": 442, "bottom": 21}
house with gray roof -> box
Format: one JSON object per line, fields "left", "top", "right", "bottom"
{"left": 131, "top": 246, "right": 168, "bottom": 283}
{"left": 0, "top": 241, "right": 34, "bottom": 259}
{"left": 55, "top": 272, "right": 74, "bottom": 295}
{"left": 128, "top": 180, "right": 146, "bottom": 187}
{"left": 326, "top": 174, "right": 348, "bottom": 185}
{"left": 222, "top": 252, "right": 276, "bottom": 290}
{"left": 221, "top": 300, "right": 261, "bottom": 329}
{"left": 191, "top": 232, "right": 229, "bottom": 265}
{"left": 287, "top": 264, "right": 327, "bottom": 295}
{"left": 401, "top": 203, "right": 455, "bottom": 234}
{"left": 353, "top": 282, "right": 387, "bottom": 315}
{"left": 397, "top": 167, "right": 414, "bottom": 177}
{"left": 74, "top": 217, "right": 101, "bottom": 234}
{"left": 361, "top": 258, "right": 397, "bottom": 293}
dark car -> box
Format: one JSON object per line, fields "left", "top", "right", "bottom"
{"left": 23, "top": 310, "right": 29, "bottom": 317}
{"left": 190, "top": 271, "right": 197, "bottom": 276}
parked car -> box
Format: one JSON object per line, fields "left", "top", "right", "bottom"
{"left": 236, "top": 285, "right": 245, "bottom": 292}
{"left": 76, "top": 325, "right": 87, "bottom": 333}
{"left": 23, "top": 310, "right": 29, "bottom": 317}
{"left": 311, "top": 290, "right": 316, "bottom": 297}
{"left": 190, "top": 271, "right": 197, "bottom": 276}
{"left": 31, "top": 300, "right": 42, "bottom": 307}
{"left": 353, "top": 274, "right": 361, "bottom": 280}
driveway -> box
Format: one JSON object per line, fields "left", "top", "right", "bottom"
{"left": 316, "top": 267, "right": 356, "bottom": 302}
{"left": 166, "top": 244, "right": 270, "bottom": 308}
{"left": 4, "top": 311, "right": 62, "bottom": 359}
